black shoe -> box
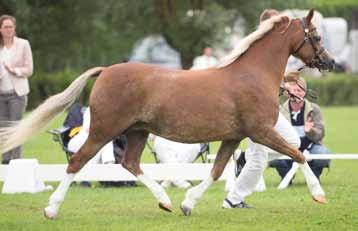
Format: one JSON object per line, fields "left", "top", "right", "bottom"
{"left": 222, "top": 198, "right": 252, "bottom": 209}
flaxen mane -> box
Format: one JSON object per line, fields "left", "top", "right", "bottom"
{"left": 217, "top": 14, "right": 289, "bottom": 68}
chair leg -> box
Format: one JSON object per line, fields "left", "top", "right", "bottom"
{"left": 277, "top": 162, "right": 299, "bottom": 189}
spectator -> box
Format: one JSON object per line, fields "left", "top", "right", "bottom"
{"left": 191, "top": 47, "right": 218, "bottom": 70}
{"left": 66, "top": 104, "right": 133, "bottom": 187}
{"left": 0, "top": 15, "right": 33, "bottom": 164}
{"left": 270, "top": 72, "right": 331, "bottom": 181}
{"left": 67, "top": 107, "right": 116, "bottom": 165}
{"left": 153, "top": 136, "right": 201, "bottom": 188}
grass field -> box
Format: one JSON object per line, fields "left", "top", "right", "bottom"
{"left": 0, "top": 106, "right": 357, "bottom": 231}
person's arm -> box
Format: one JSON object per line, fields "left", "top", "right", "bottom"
{"left": 7, "top": 40, "right": 33, "bottom": 78}
{"left": 305, "top": 105, "right": 325, "bottom": 143}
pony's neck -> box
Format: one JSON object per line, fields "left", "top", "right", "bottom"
{"left": 229, "top": 27, "right": 292, "bottom": 85}
{"left": 251, "top": 29, "right": 291, "bottom": 78}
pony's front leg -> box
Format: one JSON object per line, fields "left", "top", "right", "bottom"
{"left": 44, "top": 173, "right": 75, "bottom": 219}
{"left": 181, "top": 140, "right": 240, "bottom": 216}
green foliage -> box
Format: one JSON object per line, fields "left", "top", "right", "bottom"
{"left": 0, "top": 0, "right": 354, "bottom": 72}
{"left": 305, "top": 74, "right": 358, "bottom": 106}
{"left": 28, "top": 69, "right": 93, "bottom": 109}
{"left": 159, "top": 2, "right": 237, "bottom": 67}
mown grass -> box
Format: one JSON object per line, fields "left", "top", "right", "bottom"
{"left": 0, "top": 106, "right": 357, "bottom": 231}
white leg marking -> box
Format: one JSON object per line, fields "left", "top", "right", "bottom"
{"left": 44, "top": 173, "right": 75, "bottom": 219}
{"left": 300, "top": 162, "right": 325, "bottom": 196}
{"left": 137, "top": 174, "right": 171, "bottom": 206}
{"left": 181, "top": 176, "right": 214, "bottom": 213}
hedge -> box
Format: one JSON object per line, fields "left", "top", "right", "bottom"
{"left": 305, "top": 73, "right": 358, "bottom": 106}
{"left": 28, "top": 69, "right": 94, "bottom": 110}
{"left": 26, "top": 70, "right": 358, "bottom": 110}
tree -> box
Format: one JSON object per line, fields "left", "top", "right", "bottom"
{"left": 0, "top": 0, "right": 354, "bottom": 72}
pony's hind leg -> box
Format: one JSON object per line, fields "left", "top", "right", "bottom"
{"left": 121, "top": 130, "right": 172, "bottom": 212}
{"left": 253, "top": 127, "right": 306, "bottom": 164}
{"left": 181, "top": 140, "right": 240, "bottom": 216}
{"left": 44, "top": 137, "right": 107, "bottom": 219}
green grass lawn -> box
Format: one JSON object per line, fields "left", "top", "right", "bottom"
{"left": 0, "top": 106, "right": 357, "bottom": 231}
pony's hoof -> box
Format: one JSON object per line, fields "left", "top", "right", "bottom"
{"left": 312, "top": 195, "right": 327, "bottom": 204}
{"left": 158, "top": 202, "right": 172, "bottom": 212}
{"left": 180, "top": 205, "right": 192, "bottom": 216}
{"left": 43, "top": 206, "right": 58, "bottom": 219}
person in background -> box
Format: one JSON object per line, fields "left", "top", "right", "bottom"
{"left": 270, "top": 72, "right": 331, "bottom": 181}
{"left": 0, "top": 15, "right": 33, "bottom": 164}
{"left": 222, "top": 9, "right": 326, "bottom": 209}
{"left": 66, "top": 104, "right": 134, "bottom": 187}
{"left": 191, "top": 46, "right": 218, "bottom": 70}
{"left": 153, "top": 136, "right": 201, "bottom": 189}
{"left": 68, "top": 107, "right": 116, "bottom": 165}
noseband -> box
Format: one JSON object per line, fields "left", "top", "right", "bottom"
{"left": 292, "top": 18, "right": 326, "bottom": 71}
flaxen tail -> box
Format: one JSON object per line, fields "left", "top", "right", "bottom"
{"left": 0, "top": 66, "right": 104, "bottom": 154}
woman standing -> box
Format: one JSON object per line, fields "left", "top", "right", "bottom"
{"left": 0, "top": 15, "right": 33, "bottom": 164}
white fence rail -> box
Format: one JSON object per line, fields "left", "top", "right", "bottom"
{"left": 0, "top": 154, "right": 357, "bottom": 182}
{"left": 0, "top": 163, "right": 231, "bottom": 182}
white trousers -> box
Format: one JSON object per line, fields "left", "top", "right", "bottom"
{"left": 67, "top": 131, "right": 115, "bottom": 164}
{"left": 227, "top": 112, "right": 301, "bottom": 203}
{"left": 154, "top": 137, "right": 201, "bottom": 188}
{"left": 154, "top": 137, "right": 201, "bottom": 164}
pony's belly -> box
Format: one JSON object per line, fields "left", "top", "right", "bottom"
{"left": 149, "top": 122, "right": 240, "bottom": 143}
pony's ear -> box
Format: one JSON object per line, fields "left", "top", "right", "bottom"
{"left": 306, "top": 9, "right": 314, "bottom": 24}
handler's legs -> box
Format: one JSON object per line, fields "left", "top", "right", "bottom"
{"left": 223, "top": 112, "right": 301, "bottom": 207}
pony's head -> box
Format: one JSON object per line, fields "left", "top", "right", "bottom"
{"left": 291, "top": 9, "right": 335, "bottom": 72}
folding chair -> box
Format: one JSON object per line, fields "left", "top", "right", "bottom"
{"left": 48, "top": 127, "right": 127, "bottom": 163}
{"left": 146, "top": 141, "right": 211, "bottom": 163}
{"left": 48, "top": 126, "right": 73, "bottom": 162}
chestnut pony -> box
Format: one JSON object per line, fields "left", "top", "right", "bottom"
{"left": 0, "top": 9, "right": 334, "bottom": 218}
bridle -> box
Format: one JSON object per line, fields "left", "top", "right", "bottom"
{"left": 292, "top": 18, "right": 326, "bottom": 72}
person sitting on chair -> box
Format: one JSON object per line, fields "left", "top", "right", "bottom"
{"left": 68, "top": 106, "right": 116, "bottom": 165}
{"left": 152, "top": 136, "right": 202, "bottom": 189}
{"left": 270, "top": 72, "right": 331, "bottom": 181}
{"left": 66, "top": 104, "right": 132, "bottom": 187}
